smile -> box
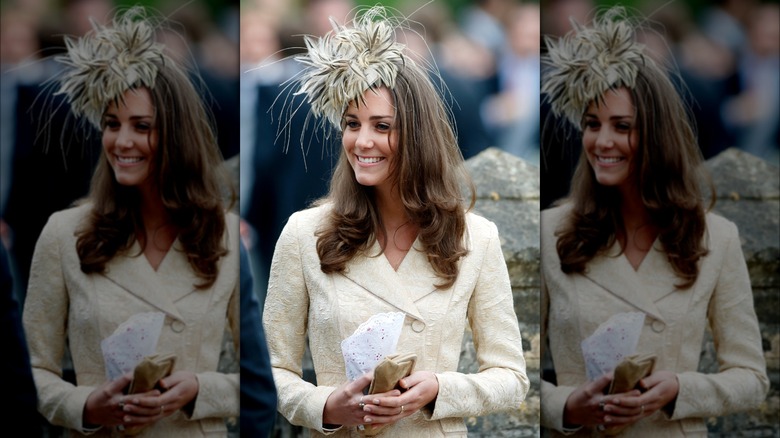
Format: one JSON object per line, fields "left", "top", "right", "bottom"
{"left": 357, "top": 156, "right": 385, "bottom": 164}
{"left": 116, "top": 155, "right": 144, "bottom": 164}
{"left": 596, "top": 156, "right": 624, "bottom": 164}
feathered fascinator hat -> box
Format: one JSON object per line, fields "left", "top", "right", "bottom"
{"left": 542, "top": 7, "right": 648, "bottom": 129}
{"left": 55, "top": 6, "right": 166, "bottom": 129}
{"left": 288, "top": 5, "right": 411, "bottom": 130}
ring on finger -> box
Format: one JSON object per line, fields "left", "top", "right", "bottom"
{"left": 358, "top": 395, "right": 366, "bottom": 409}
{"left": 399, "top": 405, "right": 405, "bottom": 415}
{"left": 598, "top": 399, "right": 606, "bottom": 411}
{"left": 160, "top": 405, "right": 165, "bottom": 415}
{"left": 597, "top": 424, "right": 606, "bottom": 432}
{"left": 118, "top": 401, "right": 125, "bottom": 411}
{"left": 640, "top": 405, "right": 645, "bottom": 415}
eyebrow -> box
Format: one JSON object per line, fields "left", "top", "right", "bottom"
{"left": 103, "top": 114, "right": 154, "bottom": 120}
{"left": 343, "top": 114, "right": 394, "bottom": 120}
{"left": 583, "top": 113, "right": 634, "bottom": 120}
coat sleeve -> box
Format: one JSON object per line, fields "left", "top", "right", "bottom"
{"left": 190, "top": 215, "right": 241, "bottom": 421}
{"left": 671, "top": 221, "right": 769, "bottom": 419}
{"left": 263, "top": 213, "right": 336, "bottom": 433}
{"left": 22, "top": 213, "right": 96, "bottom": 433}
{"left": 539, "top": 255, "right": 579, "bottom": 434}
{"left": 430, "top": 222, "right": 529, "bottom": 419}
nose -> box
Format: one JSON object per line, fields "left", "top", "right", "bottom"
{"left": 116, "top": 127, "right": 133, "bottom": 149}
{"left": 595, "top": 128, "right": 614, "bottom": 149}
{"left": 355, "top": 127, "right": 373, "bottom": 150}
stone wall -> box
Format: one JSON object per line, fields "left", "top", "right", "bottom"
{"left": 701, "top": 148, "right": 779, "bottom": 436}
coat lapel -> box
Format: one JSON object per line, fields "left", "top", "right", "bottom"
{"left": 635, "top": 240, "right": 680, "bottom": 303}
{"left": 101, "top": 241, "right": 191, "bottom": 320}
{"left": 583, "top": 242, "right": 665, "bottom": 322}
{"left": 340, "top": 241, "right": 426, "bottom": 322}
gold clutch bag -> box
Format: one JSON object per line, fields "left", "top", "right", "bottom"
{"left": 607, "top": 353, "right": 655, "bottom": 395}
{"left": 120, "top": 353, "right": 176, "bottom": 436}
{"left": 603, "top": 353, "right": 655, "bottom": 436}
{"left": 361, "top": 353, "right": 417, "bottom": 437}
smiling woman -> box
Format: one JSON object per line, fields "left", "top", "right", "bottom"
{"left": 21, "top": 7, "right": 239, "bottom": 437}
{"left": 540, "top": 7, "right": 768, "bottom": 437}
{"left": 262, "top": 6, "right": 528, "bottom": 437}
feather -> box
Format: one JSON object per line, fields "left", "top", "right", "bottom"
{"left": 287, "top": 5, "right": 410, "bottom": 128}
{"left": 54, "top": 6, "right": 166, "bottom": 129}
{"left": 542, "top": 7, "right": 647, "bottom": 129}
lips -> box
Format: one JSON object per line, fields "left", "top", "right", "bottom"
{"left": 596, "top": 155, "right": 625, "bottom": 164}
{"left": 115, "top": 155, "right": 144, "bottom": 164}
{"left": 356, "top": 155, "right": 385, "bottom": 164}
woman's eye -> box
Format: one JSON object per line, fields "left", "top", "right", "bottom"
{"left": 615, "top": 123, "right": 631, "bottom": 132}
{"left": 345, "top": 121, "right": 359, "bottom": 129}
{"left": 376, "top": 123, "right": 391, "bottom": 131}
{"left": 103, "top": 120, "right": 120, "bottom": 129}
{"left": 584, "top": 120, "right": 599, "bottom": 130}
{"left": 136, "top": 123, "right": 151, "bottom": 131}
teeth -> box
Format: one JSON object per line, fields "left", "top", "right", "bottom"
{"left": 117, "top": 156, "right": 143, "bottom": 163}
{"left": 598, "top": 156, "right": 623, "bottom": 163}
{"left": 357, "top": 156, "right": 383, "bottom": 164}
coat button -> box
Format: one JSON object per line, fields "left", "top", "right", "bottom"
{"left": 171, "top": 320, "right": 186, "bottom": 333}
{"left": 411, "top": 320, "right": 425, "bottom": 333}
{"left": 651, "top": 319, "right": 665, "bottom": 333}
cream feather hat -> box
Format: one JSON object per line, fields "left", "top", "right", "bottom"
{"left": 542, "top": 7, "right": 648, "bottom": 129}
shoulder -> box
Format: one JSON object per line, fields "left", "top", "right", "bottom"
{"left": 541, "top": 203, "right": 572, "bottom": 243}
{"left": 41, "top": 202, "right": 92, "bottom": 237}
{"left": 704, "top": 211, "right": 741, "bottom": 252}
{"left": 276, "top": 203, "right": 332, "bottom": 248}
{"left": 465, "top": 211, "right": 499, "bottom": 239}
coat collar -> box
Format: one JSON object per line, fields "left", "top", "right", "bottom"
{"left": 339, "top": 238, "right": 436, "bottom": 322}
{"left": 582, "top": 239, "right": 677, "bottom": 322}
{"left": 100, "top": 240, "right": 197, "bottom": 320}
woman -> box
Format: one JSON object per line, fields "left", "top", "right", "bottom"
{"left": 263, "top": 7, "right": 528, "bottom": 437}
{"left": 540, "top": 8, "right": 768, "bottom": 437}
{"left": 22, "top": 8, "right": 239, "bottom": 436}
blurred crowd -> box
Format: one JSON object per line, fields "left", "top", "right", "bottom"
{"left": 541, "top": 0, "right": 779, "bottom": 208}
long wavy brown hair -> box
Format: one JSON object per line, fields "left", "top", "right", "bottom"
{"left": 315, "top": 62, "right": 475, "bottom": 289}
{"left": 75, "top": 60, "right": 233, "bottom": 289}
{"left": 556, "top": 62, "right": 712, "bottom": 289}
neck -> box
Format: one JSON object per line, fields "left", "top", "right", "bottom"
{"left": 374, "top": 185, "right": 408, "bottom": 228}
{"left": 138, "top": 183, "right": 170, "bottom": 231}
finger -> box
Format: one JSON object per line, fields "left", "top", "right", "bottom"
{"left": 363, "top": 403, "right": 408, "bottom": 417}
{"left": 399, "top": 371, "right": 428, "bottom": 389}
{"left": 603, "top": 402, "right": 643, "bottom": 417}
{"left": 589, "top": 373, "right": 613, "bottom": 394}
{"left": 122, "top": 402, "right": 165, "bottom": 418}
{"left": 351, "top": 373, "right": 373, "bottom": 392}
{"left": 108, "top": 374, "right": 133, "bottom": 393}
{"left": 127, "top": 392, "right": 163, "bottom": 408}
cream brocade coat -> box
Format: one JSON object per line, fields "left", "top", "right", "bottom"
{"left": 263, "top": 205, "right": 529, "bottom": 437}
{"left": 22, "top": 204, "right": 240, "bottom": 437}
{"left": 541, "top": 204, "right": 769, "bottom": 437}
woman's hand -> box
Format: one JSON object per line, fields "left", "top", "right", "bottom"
{"left": 120, "top": 371, "right": 200, "bottom": 425}
{"left": 361, "top": 371, "right": 439, "bottom": 426}
{"left": 562, "top": 374, "right": 640, "bottom": 429}
{"left": 323, "top": 374, "right": 391, "bottom": 428}
{"left": 82, "top": 373, "right": 159, "bottom": 428}
{"left": 600, "top": 370, "right": 679, "bottom": 431}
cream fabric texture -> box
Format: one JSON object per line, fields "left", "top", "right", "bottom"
{"left": 22, "top": 204, "right": 240, "bottom": 437}
{"left": 263, "top": 204, "right": 529, "bottom": 437}
{"left": 540, "top": 204, "right": 769, "bottom": 437}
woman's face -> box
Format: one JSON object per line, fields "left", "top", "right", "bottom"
{"left": 582, "top": 87, "right": 638, "bottom": 190}
{"left": 102, "top": 87, "right": 158, "bottom": 190}
{"left": 342, "top": 86, "right": 399, "bottom": 193}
